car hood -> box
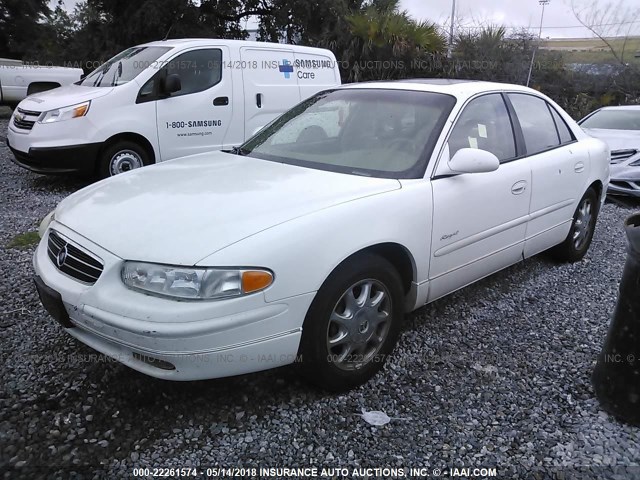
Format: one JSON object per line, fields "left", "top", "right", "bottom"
{"left": 18, "top": 84, "right": 114, "bottom": 111}
{"left": 582, "top": 128, "right": 640, "bottom": 151}
{"left": 55, "top": 152, "right": 401, "bottom": 265}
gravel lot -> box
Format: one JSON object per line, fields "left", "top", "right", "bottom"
{"left": 1, "top": 106, "right": 639, "bottom": 479}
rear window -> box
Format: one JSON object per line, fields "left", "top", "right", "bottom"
{"left": 580, "top": 109, "right": 640, "bottom": 131}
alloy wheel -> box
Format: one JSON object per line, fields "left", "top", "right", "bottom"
{"left": 326, "top": 279, "right": 392, "bottom": 371}
{"left": 573, "top": 197, "right": 594, "bottom": 250}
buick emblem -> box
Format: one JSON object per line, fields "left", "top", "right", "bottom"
{"left": 56, "top": 245, "right": 68, "bottom": 267}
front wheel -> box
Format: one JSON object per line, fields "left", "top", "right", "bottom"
{"left": 299, "top": 253, "right": 404, "bottom": 391}
{"left": 98, "top": 141, "right": 150, "bottom": 179}
{"left": 550, "top": 188, "right": 599, "bottom": 262}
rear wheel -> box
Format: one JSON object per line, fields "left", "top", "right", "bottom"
{"left": 550, "top": 188, "right": 599, "bottom": 262}
{"left": 299, "top": 253, "right": 404, "bottom": 391}
{"left": 98, "top": 141, "right": 150, "bottom": 179}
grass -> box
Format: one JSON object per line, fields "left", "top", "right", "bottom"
{"left": 7, "top": 231, "right": 40, "bottom": 249}
{"left": 541, "top": 36, "right": 640, "bottom": 65}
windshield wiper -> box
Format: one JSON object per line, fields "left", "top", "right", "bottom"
{"left": 111, "top": 61, "right": 123, "bottom": 86}
{"left": 230, "top": 146, "right": 249, "bottom": 156}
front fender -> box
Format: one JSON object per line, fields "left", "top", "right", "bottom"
{"left": 196, "top": 182, "right": 433, "bottom": 304}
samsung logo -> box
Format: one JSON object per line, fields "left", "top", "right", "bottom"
{"left": 294, "top": 59, "right": 335, "bottom": 69}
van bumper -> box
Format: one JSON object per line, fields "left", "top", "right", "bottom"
{"left": 7, "top": 139, "right": 101, "bottom": 175}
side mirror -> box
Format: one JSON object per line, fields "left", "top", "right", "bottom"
{"left": 449, "top": 148, "right": 500, "bottom": 174}
{"left": 162, "top": 74, "right": 182, "bottom": 95}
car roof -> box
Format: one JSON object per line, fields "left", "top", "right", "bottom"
{"left": 338, "top": 79, "right": 541, "bottom": 100}
{"left": 596, "top": 105, "right": 640, "bottom": 111}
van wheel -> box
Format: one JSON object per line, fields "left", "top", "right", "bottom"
{"left": 550, "top": 188, "right": 598, "bottom": 262}
{"left": 299, "top": 253, "right": 404, "bottom": 392}
{"left": 98, "top": 141, "right": 150, "bottom": 178}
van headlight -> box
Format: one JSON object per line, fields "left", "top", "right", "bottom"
{"left": 121, "top": 262, "right": 274, "bottom": 300}
{"left": 38, "top": 101, "right": 90, "bottom": 124}
{"left": 38, "top": 210, "right": 56, "bottom": 238}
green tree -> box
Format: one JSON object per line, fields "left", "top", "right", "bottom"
{"left": 321, "top": 0, "right": 445, "bottom": 82}
{"left": 0, "top": 0, "right": 51, "bottom": 58}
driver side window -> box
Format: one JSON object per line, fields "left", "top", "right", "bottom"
{"left": 449, "top": 94, "right": 516, "bottom": 162}
{"left": 164, "top": 49, "right": 222, "bottom": 97}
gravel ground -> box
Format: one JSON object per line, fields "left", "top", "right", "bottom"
{"left": 1, "top": 106, "right": 639, "bottom": 479}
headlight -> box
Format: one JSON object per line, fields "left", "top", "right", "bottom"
{"left": 38, "top": 210, "right": 55, "bottom": 238}
{"left": 38, "top": 101, "right": 90, "bottom": 124}
{"left": 121, "top": 262, "right": 274, "bottom": 300}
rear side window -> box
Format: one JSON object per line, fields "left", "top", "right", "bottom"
{"left": 165, "top": 49, "right": 222, "bottom": 97}
{"left": 448, "top": 94, "right": 516, "bottom": 162}
{"left": 508, "top": 94, "right": 560, "bottom": 155}
{"left": 549, "top": 107, "right": 574, "bottom": 145}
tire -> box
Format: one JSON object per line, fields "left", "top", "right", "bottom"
{"left": 299, "top": 253, "right": 405, "bottom": 392}
{"left": 550, "top": 187, "right": 599, "bottom": 262}
{"left": 98, "top": 141, "right": 151, "bottom": 179}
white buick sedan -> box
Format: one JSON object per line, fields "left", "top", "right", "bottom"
{"left": 34, "top": 80, "right": 610, "bottom": 391}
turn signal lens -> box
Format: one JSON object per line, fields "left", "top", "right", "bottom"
{"left": 242, "top": 270, "right": 273, "bottom": 293}
{"left": 73, "top": 104, "right": 89, "bottom": 118}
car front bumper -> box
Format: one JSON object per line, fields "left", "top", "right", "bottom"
{"left": 33, "top": 223, "right": 314, "bottom": 381}
{"left": 8, "top": 139, "right": 101, "bottom": 175}
{"left": 607, "top": 160, "right": 640, "bottom": 198}
{"left": 7, "top": 109, "right": 102, "bottom": 175}
{"left": 608, "top": 179, "right": 640, "bottom": 197}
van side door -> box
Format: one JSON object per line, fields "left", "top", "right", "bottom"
{"left": 239, "top": 47, "right": 300, "bottom": 140}
{"left": 149, "top": 46, "right": 234, "bottom": 161}
{"left": 293, "top": 52, "right": 341, "bottom": 101}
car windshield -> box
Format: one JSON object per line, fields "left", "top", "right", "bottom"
{"left": 240, "top": 89, "right": 456, "bottom": 179}
{"left": 78, "top": 46, "right": 172, "bottom": 87}
{"left": 580, "top": 109, "right": 640, "bottom": 131}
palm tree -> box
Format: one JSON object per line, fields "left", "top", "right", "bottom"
{"left": 320, "top": 0, "right": 445, "bottom": 82}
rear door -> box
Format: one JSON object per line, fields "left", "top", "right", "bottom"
{"left": 506, "top": 93, "right": 588, "bottom": 257}
{"left": 154, "top": 46, "right": 234, "bottom": 160}
{"left": 429, "top": 93, "right": 531, "bottom": 302}
{"left": 239, "top": 47, "right": 300, "bottom": 140}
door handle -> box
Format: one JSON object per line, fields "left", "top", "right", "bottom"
{"left": 256, "top": 93, "right": 263, "bottom": 108}
{"left": 511, "top": 180, "right": 527, "bottom": 195}
{"left": 574, "top": 162, "right": 585, "bottom": 173}
{"left": 213, "top": 96, "right": 229, "bottom": 106}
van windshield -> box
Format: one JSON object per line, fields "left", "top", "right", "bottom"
{"left": 78, "top": 46, "right": 172, "bottom": 87}
{"left": 240, "top": 89, "right": 456, "bottom": 179}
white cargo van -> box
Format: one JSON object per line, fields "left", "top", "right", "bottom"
{"left": 7, "top": 39, "right": 340, "bottom": 178}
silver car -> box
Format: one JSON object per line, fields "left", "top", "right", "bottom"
{"left": 580, "top": 105, "right": 640, "bottom": 197}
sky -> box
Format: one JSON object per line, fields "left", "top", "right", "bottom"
{"left": 56, "top": 0, "right": 640, "bottom": 39}
{"left": 400, "top": 0, "right": 640, "bottom": 39}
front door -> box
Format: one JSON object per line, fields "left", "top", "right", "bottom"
{"left": 429, "top": 93, "right": 532, "bottom": 302}
{"left": 156, "top": 47, "right": 233, "bottom": 160}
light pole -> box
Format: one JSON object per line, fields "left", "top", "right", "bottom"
{"left": 448, "top": 0, "right": 456, "bottom": 58}
{"left": 526, "top": 0, "right": 550, "bottom": 87}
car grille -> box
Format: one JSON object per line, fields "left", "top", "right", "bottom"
{"left": 611, "top": 149, "right": 638, "bottom": 164}
{"left": 12, "top": 107, "right": 41, "bottom": 131}
{"left": 47, "top": 230, "right": 103, "bottom": 284}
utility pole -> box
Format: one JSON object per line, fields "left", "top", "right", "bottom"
{"left": 448, "top": 0, "right": 456, "bottom": 58}
{"left": 526, "top": 0, "right": 550, "bottom": 87}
